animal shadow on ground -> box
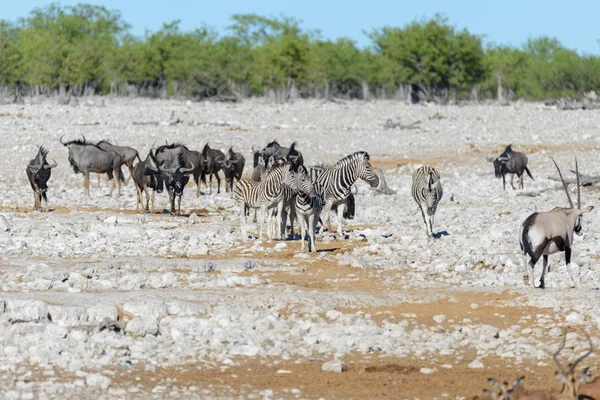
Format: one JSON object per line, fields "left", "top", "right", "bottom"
{"left": 433, "top": 230, "right": 450, "bottom": 239}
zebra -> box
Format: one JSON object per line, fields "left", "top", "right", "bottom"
{"left": 234, "top": 160, "right": 297, "bottom": 240}
{"left": 295, "top": 165, "right": 324, "bottom": 252}
{"left": 313, "top": 151, "right": 379, "bottom": 237}
{"left": 307, "top": 165, "right": 355, "bottom": 220}
{"left": 411, "top": 165, "right": 443, "bottom": 238}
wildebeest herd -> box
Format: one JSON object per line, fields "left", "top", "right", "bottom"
{"left": 27, "top": 140, "right": 593, "bottom": 286}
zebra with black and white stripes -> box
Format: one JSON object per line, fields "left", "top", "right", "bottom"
{"left": 295, "top": 165, "right": 324, "bottom": 252}
{"left": 411, "top": 165, "right": 443, "bottom": 238}
{"left": 313, "top": 151, "right": 379, "bottom": 237}
{"left": 234, "top": 160, "right": 297, "bottom": 240}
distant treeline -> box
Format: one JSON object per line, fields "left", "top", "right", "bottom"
{"left": 1, "top": 3, "right": 599, "bottom": 102}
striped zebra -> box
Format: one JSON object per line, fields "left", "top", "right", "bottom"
{"left": 411, "top": 165, "right": 443, "bottom": 237}
{"left": 295, "top": 165, "right": 324, "bottom": 252}
{"left": 313, "top": 151, "right": 379, "bottom": 237}
{"left": 234, "top": 160, "right": 296, "bottom": 240}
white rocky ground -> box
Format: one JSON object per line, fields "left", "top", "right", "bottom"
{"left": 0, "top": 98, "right": 599, "bottom": 398}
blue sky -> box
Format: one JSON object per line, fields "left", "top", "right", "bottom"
{"left": 3, "top": 0, "right": 599, "bottom": 54}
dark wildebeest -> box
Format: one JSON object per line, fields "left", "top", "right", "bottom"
{"left": 223, "top": 147, "right": 246, "bottom": 193}
{"left": 60, "top": 135, "right": 124, "bottom": 197}
{"left": 261, "top": 140, "right": 304, "bottom": 170}
{"left": 201, "top": 144, "right": 225, "bottom": 194}
{"left": 132, "top": 150, "right": 162, "bottom": 213}
{"left": 162, "top": 154, "right": 195, "bottom": 215}
{"left": 96, "top": 140, "right": 140, "bottom": 186}
{"left": 26, "top": 146, "right": 57, "bottom": 211}
{"left": 154, "top": 142, "right": 204, "bottom": 197}
{"left": 488, "top": 145, "right": 534, "bottom": 190}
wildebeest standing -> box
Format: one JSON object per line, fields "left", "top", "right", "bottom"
{"left": 26, "top": 146, "right": 57, "bottom": 211}
{"left": 260, "top": 140, "right": 304, "bottom": 170}
{"left": 153, "top": 142, "right": 204, "bottom": 197}
{"left": 223, "top": 147, "right": 245, "bottom": 193}
{"left": 201, "top": 144, "right": 225, "bottom": 194}
{"left": 60, "top": 135, "right": 124, "bottom": 198}
{"left": 161, "top": 154, "right": 195, "bottom": 214}
{"left": 132, "top": 150, "right": 161, "bottom": 212}
{"left": 488, "top": 145, "right": 534, "bottom": 190}
{"left": 96, "top": 140, "right": 140, "bottom": 185}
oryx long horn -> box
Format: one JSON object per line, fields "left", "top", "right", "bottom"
{"left": 180, "top": 161, "right": 195, "bottom": 174}
{"left": 569, "top": 332, "right": 593, "bottom": 375}
{"left": 553, "top": 333, "right": 568, "bottom": 378}
{"left": 576, "top": 157, "right": 581, "bottom": 209}
{"left": 550, "top": 157, "right": 574, "bottom": 209}
{"left": 44, "top": 159, "right": 57, "bottom": 169}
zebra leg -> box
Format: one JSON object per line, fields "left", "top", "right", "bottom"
{"left": 336, "top": 202, "right": 346, "bottom": 238}
{"left": 418, "top": 204, "right": 429, "bottom": 237}
{"left": 276, "top": 202, "right": 284, "bottom": 240}
{"left": 309, "top": 214, "right": 317, "bottom": 252}
{"left": 299, "top": 215, "right": 306, "bottom": 252}
{"left": 321, "top": 200, "right": 333, "bottom": 236}
{"left": 289, "top": 202, "right": 296, "bottom": 238}
{"left": 239, "top": 201, "right": 247, "bottom": 240}
{"left": 258, "top": 206, "right": 266, "bottom": 239}
{"left": 280, "top": 208, "right": 288, "bottom": 240}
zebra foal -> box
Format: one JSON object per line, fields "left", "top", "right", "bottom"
{"left": 411, "top": 165, "right": 443, "bottom": 238}
{"left": 295, "top": 166, "right": 324, "bottom": 252}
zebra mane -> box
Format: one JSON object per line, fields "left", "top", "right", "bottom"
{"left": 333, "top": 151, "right": 369, "bottom": 168}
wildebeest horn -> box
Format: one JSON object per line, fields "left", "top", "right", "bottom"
{"left": 43, "top": 159, "right": 57, "bottom": 169}
{"left": 59, "top": 135, "right": 66, "bottom": 145}
{"left": 576, "top": 157, "right": 581, "bottom": 209}
{"left": 180, "top": 161, "right": 195, "bottom": 174}
{"left": 550, "top": 157, "right": 574, "bottom": 209}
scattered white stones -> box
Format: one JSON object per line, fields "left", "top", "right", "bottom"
{"left": 420, "top": 367, "right": 435, "bottom": 374}
{"left": 85, "top": 374, "right": 111, "bottom": 390}
{"left": 433, "top": 314, "right": 447, "bottom": 324}
{"left": 468, "top": 360, "right": 484, "bottom": 369}
{"left": 321, "top": 359, "right": 345, "bottom": 373}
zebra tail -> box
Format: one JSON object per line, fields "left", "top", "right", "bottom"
{"left": 524, "top": 166, "right": 534, "bottom": 181}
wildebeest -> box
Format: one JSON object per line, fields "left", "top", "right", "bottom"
{"left": 519, "top": 158, "right": 593, "bottom": 288}
{"left": 132, "top": 150, "right": 161, "bottom": 212}
{"left": 60, "top": 135, "right": 124, "bottom": 198}
{"left": 488, "top": 145, "right": 534, "bottom": 190}
{"left": 96, "top": 140, "right": 140, "bottom": 185}
{"left": 201, "top": 144, "right": 225, "bottom": 194}
{"left": 222, "top": 147, "right": 245, "bottom": 193}
{"left": 260, "top": 140, "right": 304, "bottom": 169}
{"left": 162, "top": 154, "right": 195, "bottom": 214}
{"left": 153, "top": 142, "right": 204, "bottom": 197}
{"left": 26, "top": 146, "right": 57, "bottom": 211}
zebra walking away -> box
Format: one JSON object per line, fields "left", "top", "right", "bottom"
{"left": 295, "top": 166, "right": 324, "bottom": 252}
{"left": 313, "top": 152, "right": 379, "bottom": 237}
{"left": 412, "top": 165, "right": 443, "bottom": 237}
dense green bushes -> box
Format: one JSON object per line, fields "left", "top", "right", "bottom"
{"left": 0, "top": 3, "right": 598, "bottom": 101}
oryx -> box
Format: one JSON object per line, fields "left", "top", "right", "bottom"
{"left": 519, "top": 158, "right": 594, "bottom": 288}
{"left": 26, "top": 146, "right": 57, "bottom": 211}
{"left": 488, "top": 145, "right": 534, "bottom": 190}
